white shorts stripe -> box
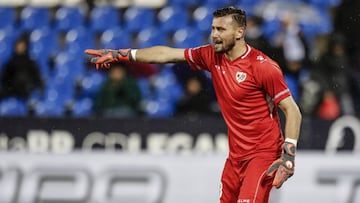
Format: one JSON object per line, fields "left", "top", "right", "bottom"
{"left": 253, "top": 170, "right": 267, "bottom": 203}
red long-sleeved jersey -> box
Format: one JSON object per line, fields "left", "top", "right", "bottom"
{"left": 184, "top": 44, "right": 291, "bottom": 160}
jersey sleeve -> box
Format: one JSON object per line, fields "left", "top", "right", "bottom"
{"left": 256, "top": 60, "right": 291, "bottom": 105}
{"left": 184, "top": 45, "right": 213, "bottom": 71}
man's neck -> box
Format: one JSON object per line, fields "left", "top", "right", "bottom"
{"left": 225, "top": 40, "right": 247, "bottom": 61}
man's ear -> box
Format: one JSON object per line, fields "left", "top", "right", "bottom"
{"left": 236, "top": 27, "right": 245, "bottom": 40}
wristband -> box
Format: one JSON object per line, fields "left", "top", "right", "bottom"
{"left": 285, "top": 138, "right": 297, "bottom": 146}
{"left": 130, "top": 49, "right": 138, "bottom": 61}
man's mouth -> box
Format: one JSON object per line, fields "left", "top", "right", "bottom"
{"left": 214, "top": 41, "right": 223, "bottom": 46}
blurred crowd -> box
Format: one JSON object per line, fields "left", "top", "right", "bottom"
{"left": 0, "top": 0, "right": 359, "bottom": 120}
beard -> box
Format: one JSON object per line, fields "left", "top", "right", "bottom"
{"left": 213, "top": 39, "right": 236, "bottom": 53}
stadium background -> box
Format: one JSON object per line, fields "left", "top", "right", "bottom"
{"left": 0, "top": 0, "right": 360, "bottom": 203}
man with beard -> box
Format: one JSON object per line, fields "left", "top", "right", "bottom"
{"left": 85, "top": 6, "right": 302, "bottom": 203}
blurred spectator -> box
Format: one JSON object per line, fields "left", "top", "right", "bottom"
{"left": 94, "top": 62, "right": 142, "bottom": 117}
{"left": 272, "top": 12, "right": 310, "bottom": 104}
{"left": 176, "top": 74, "right": 212, "bottom": 117}
{"left": 245, "top": 15, "right": 273, "bottom": 57}
{"left": 316, "top": 90, "right": 340, "bottom": 120}
{"left": 301, "top": 33, "right": 354, "bottom": 120}
{"left": 348, "top": 66, "right": 360, "bottom": 117}
{"left": 316, "top": 33, "right": 354, "bottom": 118}
{"left": 283, "top": 59, "right": 309, "bottom": 104}
{"left": 334, "top": 0, "right": 360, "bottom": 68}
{"left": 125, "top": 61, "right": 158, "bottom": 78}
{"left": 273, "top": 11, "right": 310, "bottom": 63}
{"left": 334, "top": 0, "right": 360, "bottom": 117}
{"left": 0, "top": 34, "right": 44, "bottom": 100}
{"left": 85, "top": 0, "right": 95, "bottom": 12}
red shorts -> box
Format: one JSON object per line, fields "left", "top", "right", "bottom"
{"left": 220, "top": 155, "right": 276, "bottom": 203}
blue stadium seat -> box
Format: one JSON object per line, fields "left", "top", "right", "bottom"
{"left": 329, "top": 0, "right": 341, "bottom": 7}
{"left": 315, "top": 7, "right": 333, "bottom": 34}
{"left": 261, "top": 19, "right": 281, "bottom": 42}
{"left": 30, "top": 28, "right": 58, "bottom": 58}
{"left": 20, "top": 6, "right": 50, "bottom": 31}
{"left": 307, "top": 0, "right": 340, "bottom": 9}
{"left": 71, "top": 97, "right": 93, "bottom": 117}
{"left": 89, "top": 6, "right": 120, "bottom": 33}
{"left": 202, "top": 0, "right": 234, "bottom": 8}
{"left": 100, "top": 27, "right": 131, "bottom": 48}
{"left": 168, "top": 0, "right": 200, "bottom": 7}
{"left": 54, "top": 7, "right": 85, "bottom": 33}
{"left": 29, "top": 28, "right": 59, "bottom": 78}
{"left": 38, "top": 74, "right": 75, "bottom": 116}
{"left": 64, "top": 27, "right": 95, "bottom": 54}
{"left": 0, "top": 29, "right": 16, "bottom": 67}
{"left": 40, "top": 53, "right": 83, "bottom": 112}
{"left": 300, "top": 22, "right": 319, "bottom": 45}
{"left": 124, "top": 7, "right": 155, "bottom": 33}
{"left": 34, "top": 99, "right": 64, "bottom": 117}
{"left": 137, "top": 68, "right": 183, "bottom": 117}
{"left": 52, "top": 75, "right": 75, "bottom": 101}
{"left": 285, "top": 74, "right": 300, "bottom": 103}
{"left": 136, "top": 27, "right": 167, "bottom": 48}
{"left": 240, "top": 0, "right": 264, "bottom": 7}
{"left": 192, "top": 6, "right": 214, "bottom": 35}
{"left": 53, "top": 52, "right": 85, "bottom": 82}
{"left": 0, "top": 7, "right": 16, "bottom": 29}
{"left": 157, "top": 6, "right": 189, "bottom": 34}
{"left": 78, "top": 71, "right": 106, "bottom": 98}
{"left": 136, "top": 78, "right": 155, "bottom": 100}
{"left": 28, "top": 89, "right": 44, "bottom": 103}
{"left": 153, "top": 68, "right": 183, "bottom": 103}
{"left": 0, "top": 97, "right": 27, "bottom": 116}
{"left": 144, "top": 100, "right": 176, "bottom": 117}
{"left": 235, "top": 3, "right": 255, "bottom": 17}
{"left": 173, "top": 27, "right": 204, "bottom": 48}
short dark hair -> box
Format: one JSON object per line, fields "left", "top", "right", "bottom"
{"left": 213, "top": 6, "right": 247, "bottom": 27}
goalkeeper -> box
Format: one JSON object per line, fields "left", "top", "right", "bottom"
{"left": 85, "top": 6, "right": 302, "bottom": 203}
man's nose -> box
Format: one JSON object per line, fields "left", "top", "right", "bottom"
{"left": 211, "top": 30, "right": 218, "bottom": 38}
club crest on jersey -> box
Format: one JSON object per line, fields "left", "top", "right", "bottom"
{"left": 235, "top": 71, "right": 247, "bottom": 83}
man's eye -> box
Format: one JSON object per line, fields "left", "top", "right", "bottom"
{"left": 212, "top": 27, "right": 225, "bottom": 32}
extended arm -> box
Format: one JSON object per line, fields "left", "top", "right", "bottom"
{"left": 85, "top": 46, "right": 186, "bottom": 69}
{"left": 278, "top": 96, "right": 302, "bottom": 142}
{"left": 267, "top": 96, "right": 302, "bottom": 188}
{"left": 135, "top": 46, "right": 186, "bottom": 63}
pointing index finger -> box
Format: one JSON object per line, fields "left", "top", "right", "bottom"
{"left": 85, "top": 49, "right": 103, "bottom": 57}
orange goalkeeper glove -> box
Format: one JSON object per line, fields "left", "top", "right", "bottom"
{"left": 85, "top": 49, "right": 133, "bottom": 70}
{"left": 266, "top": 141, "right": 296, "bottom": 188}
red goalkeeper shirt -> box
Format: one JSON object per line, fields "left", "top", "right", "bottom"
{"left": 184, "top": 44, "right": 291, "bottom": 160}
